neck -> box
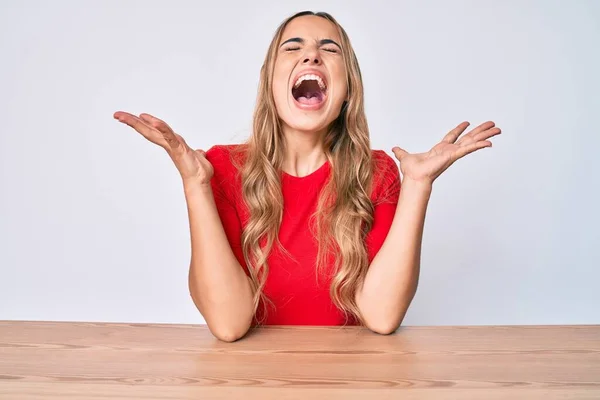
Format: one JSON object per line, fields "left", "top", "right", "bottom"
{"left": 281, "top": 125, "right": 328, "bottom": 178}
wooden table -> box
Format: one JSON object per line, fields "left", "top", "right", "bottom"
{"left": 1, "top": 321, "right": 599, "bottom": 399}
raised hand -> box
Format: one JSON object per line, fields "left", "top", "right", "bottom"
{"left": 113, "top": 111, "right": 213, "bottom": 185}
{"left": 392, "top": 121, "right": 501, "bottom": 185}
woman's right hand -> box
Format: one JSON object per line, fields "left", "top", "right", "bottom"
{"left": 113, "top": 111, "right": 214, "bottom": 186}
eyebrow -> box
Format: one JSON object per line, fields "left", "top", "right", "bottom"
{"left": 280, "top": 37, "right": 342, "bottom": 50}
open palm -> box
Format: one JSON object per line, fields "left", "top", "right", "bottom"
{"left": 392, "top": 121, "right": 501, "bottom": 185}
{"left": 114, "top": 111, "right": 214, "bottom": 185}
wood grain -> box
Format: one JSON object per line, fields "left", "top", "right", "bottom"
{"left": 0, "top": 321, "right": 599, "bottom": 399}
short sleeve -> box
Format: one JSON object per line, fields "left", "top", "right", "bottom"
{"left": 204, "top": 145, "right": 249, "bottom": 275}
{"left": 365, "top": 150, "right": 401, "bottom": 263}
{"left": 372, "top": 150, "right": 401, "bottom": 206}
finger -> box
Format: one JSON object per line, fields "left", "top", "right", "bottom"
{"left": 114, "top": 111, "right": 158, "bottom": 140}
{"left": 458, "top": 126, "right": 501, "bottom": 147}
{"left": 392, "top": 146, "right": 409, "bottom": 161}
{"left": 115, "top": 111, "right": 178, "bottom": 152}
{"left": 441, "top": 121, "right": 470, "bottom": 144}
{"left": 473, "top": 127, "right": 502, "bottom": 143}
{"left": 139, "top": 113, "right": 175, "bottom": 134}
{"left": 452, "top": 140, "right": 492, "bottom": 161}
{"left": 138, "top": 113, "right": 188, "bottom": 154}
{"left": 456, "top": 121, "right": 496, "bottom": 145}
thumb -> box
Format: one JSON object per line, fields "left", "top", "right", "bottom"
{"left": 392, "top": 146, "right": 409, "bottom": 161}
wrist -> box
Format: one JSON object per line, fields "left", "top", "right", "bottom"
{"left": 182, "top": 178, "right": 212, "bottom": 194}
{"left": 401, "top": 177, "right": 433, "bottom": 193}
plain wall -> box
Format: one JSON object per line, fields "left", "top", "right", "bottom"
{"left": 1, "top": 0, "right": 598, "bottom": 325}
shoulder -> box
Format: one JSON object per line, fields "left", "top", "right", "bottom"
{"left": 205, "top": 144, "right": 239, "bottom": 165}
{"left": 204, "top": 144, "right": 246, "bottom": 200}
{"left": 205, "top": 144, "right": 247, "bottom": 174}
{"left": 370, "top": 149, "right": 399, "bottom": 182}
{"left": 370, "top": 149, "right": 401, "bottom": 204}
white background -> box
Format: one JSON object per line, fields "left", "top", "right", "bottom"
{"left": 1, "top": 0, "right": 598, "bottom": 325}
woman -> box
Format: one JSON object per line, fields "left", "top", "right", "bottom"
{"left": 113, "top": 11, "right": 501, "bottom": 342}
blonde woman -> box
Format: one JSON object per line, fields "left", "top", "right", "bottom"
{"left": 114, "top": 11, "right": 501, "bottom": 342}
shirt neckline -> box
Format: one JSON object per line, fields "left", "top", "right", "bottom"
{"left": 281, "top": 160, "right": 330, "bottom": 182}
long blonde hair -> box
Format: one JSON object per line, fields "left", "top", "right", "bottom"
{"left": 230, "top": 11, "right": 377, "bottom": 325}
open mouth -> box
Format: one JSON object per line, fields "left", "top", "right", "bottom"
{"left": 291, "top": 73, "right": 327, "bottom": 108}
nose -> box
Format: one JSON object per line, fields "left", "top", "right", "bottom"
{"left": 303, "top": 56, "right": 320, "bottom": 65}
{"left": 302, "top": 48, "right": 321, "bottom": 65}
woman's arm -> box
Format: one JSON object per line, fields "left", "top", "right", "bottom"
{"left": 356, "top": 178, "right": 431, "bottom": 334}
{"left": 356, "top": 120, "right": 500, "bottom": 334}
{"left": 184, "top": 181, "right": 255, "bottom": 342}
{"left": 113, "top": 112, "right": 254, "bottom": 342}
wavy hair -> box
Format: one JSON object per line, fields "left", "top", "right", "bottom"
{"left": 229, "top": 10, "right": 377, "bottom": 325}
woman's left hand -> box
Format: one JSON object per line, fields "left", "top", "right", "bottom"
{"left": 392, "top": 121, "right": 501, "bottom": 186}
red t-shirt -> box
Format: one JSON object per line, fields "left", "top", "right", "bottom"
{"left": 204, "top": 144, "right": 401, "bottom": 326}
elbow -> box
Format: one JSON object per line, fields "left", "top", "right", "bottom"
{"left": 364, "top": 318, "right": 402, "bottom": 335}
{"left": 201, "top": 300, "right": 254, "bottom": 343}
{"left": 189, "top": 294, "right": 252, "bottom": 342}
{"left": 203, "top": 313, "right": 253, "bottom": 343}
{"left": 359, "top": 284, "right": 418, "bottom": 335}
{"left": 188, "top": 275, "right": 254, "bottom": 342}
{"left": 210, "top": 324, "right": 250, "bottom": 342}
{"left": 361, "top": 307, "right": 407, "bottom": 335}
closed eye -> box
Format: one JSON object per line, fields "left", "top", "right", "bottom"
{"left": 284, "top": 47, "right": 338, "bottom": 53}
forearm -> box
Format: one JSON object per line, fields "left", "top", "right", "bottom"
{"left": 357, "top": 178, "right": 432, "bottom": 334}
{"left": 183, "top": 181, "right": 255, "bottom": 342}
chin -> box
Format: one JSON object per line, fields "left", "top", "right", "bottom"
{"left": 277, "top": 100, "right": 342, "bottom": 134}
{"left": 281, "top": 113, "right": 336, "bottom": 134}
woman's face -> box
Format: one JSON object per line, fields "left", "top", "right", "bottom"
{"left": 272, "top": 15, "right": 348, "bottom": 135}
